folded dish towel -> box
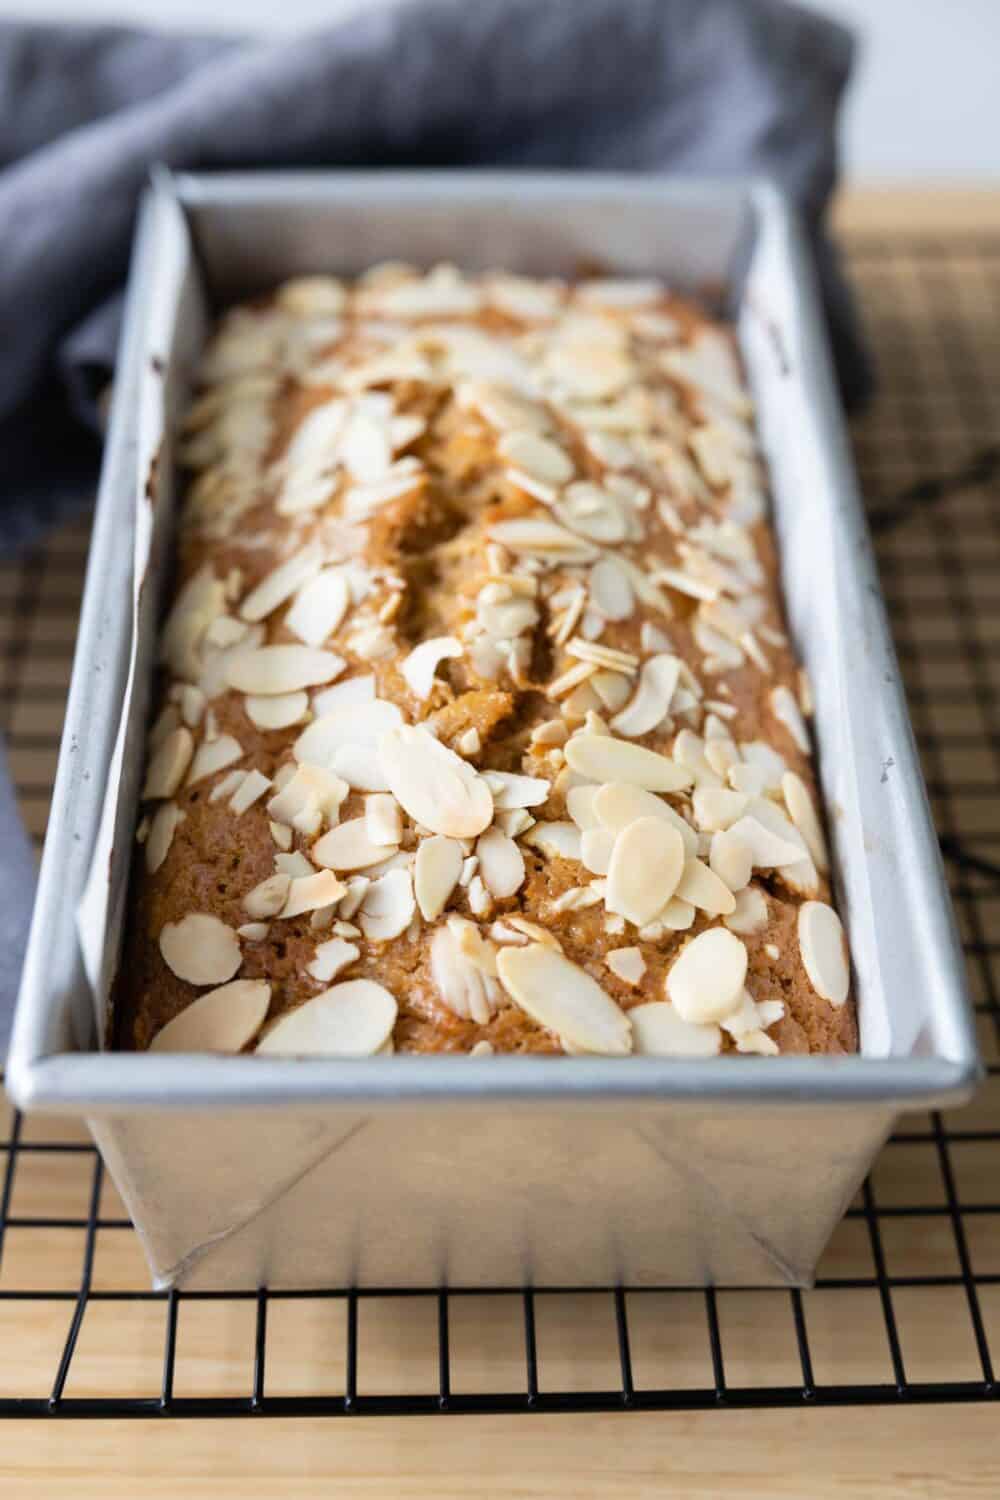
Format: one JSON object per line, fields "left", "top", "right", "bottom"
{"left": 0, "top": 0, "right": 865, "bottom": 1037}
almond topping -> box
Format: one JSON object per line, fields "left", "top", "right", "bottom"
{"left": 666, "top": 928, "right": 747, "bottom": 1024}
{"left": 771, "top": 684, "right": 811, "bottom": 753}
{"left": 483, "top": 770, "right": 551, "bottom": 810}
{"left": 498, "top": 431, "right": 574, "bottom": 485}
{"left": 307, "top": 937, "right": 360, "bottom": 983}
{"left": 709, "top": 829, "right": 753, "bottom": 892}
{"left": 359, "top": 868, "right": 416, "bottom": 942}
{"left": 186, "top": 733, "right": 244, "bottom": 786}
{"left": 239, "top": 544, "right": 322, "bottom": 623}
{"left": 430, "top": 922, "right": 502, "bottom": 1023}
{"left": 798, "top": 901, "right": 850, "bottom": 1006}
{"left": 592, "top": 781, "right": 698, "bottom": 856}
{"left": 256, "top": 979, "right": 397, "bottom": 1057}
{"left": 379, "top": 725, "right": 494, "bottom": 838}
{"left": 606, "top": 816, "right": 684, "bottom": 927}
{"left": 286, "top": 569, "right": 350, "bottom": 648}
{"left": 565, "top": 734, "right": 692, "bottom": 793}
{"left": 476, "top": 827, "right": 525, "bottom": 899}
{"left": 610, "top": 654, "right": 680, "bottom": 738}
{"left": 692, "top": 787, "right": 748, "bottom": 832}
{"left": 280, "top": 871, "right": 347, "bottom": 920}
{"left": 145, "top": 802, "right": 185, "bottom": 874}
{"left": 522, "top": 821, "right": 582, "bottom": 861}
{"left": 230, "top": 769, "right": 271, "bottom": 815}
{"left": 414, "top": 835, "right": 464, "bottom": 921}
{"left": 312, "top": 816, "right": 399, "bottom": 872}
{"left": 401, "top": 636, "right": 463, "bottom": 700}
{"left": 496, "top": 943, "right": 632, "bottom": 1056}
{"left": 781, "top": 771, "right": 830, "bottom": 873}
{"left": 723, "top": 886, "right": 769, "bottom": 935}
{"left": 226, "top": 646, "right": 345, "bottom": 696}
{"left": 580, "top": 826, "right": 616, "bottom": 876}
{"left": 726, "top": 814, "right": 805, "bottom": 869}
{"left": 606, "top": 947, "right": 646, "bottom": 986}
{"left": 674, "top": 858, "right": 737, "bottom": 916}
{"left": 150, "top": 979, "right": 270, "bottom": 1053}
{"left": 629, "top": 1002, "right": 721, "bottom": 1058}
{"left": 294, "top": 699, "right": 403, "bottom": 769}
{"left": 243, "top": 873, "right": 293, "bottom": 919}
{"left": 365, "top": 793, "right": 403, "bottom": 846}
{"left": 244, "top": 692, "right": 309, "bottom": 731}
{"left": 143, "top": 727, "right": 194, "bottom": 800}
{"left": 158, "top": 913, "right": 242, "bottom": 987}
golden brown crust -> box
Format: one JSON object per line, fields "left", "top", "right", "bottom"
{"left": 116, "top": 266, "right": 856, "bottom": 1059}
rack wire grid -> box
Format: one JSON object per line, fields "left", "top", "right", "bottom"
{"left": 0, "top": 229, "right": 998, "bottom": 1420}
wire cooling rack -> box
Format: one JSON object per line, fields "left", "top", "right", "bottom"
{"left": 0, "top": 230, "right": 997, "bottom": 1418}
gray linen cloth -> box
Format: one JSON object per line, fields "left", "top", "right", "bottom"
{"left": 0, "top": 0, "right": 864, "bottom": 1038}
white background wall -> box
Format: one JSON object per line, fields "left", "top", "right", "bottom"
{"left": 1, "top": 0, "right": 997, "bottom": 182}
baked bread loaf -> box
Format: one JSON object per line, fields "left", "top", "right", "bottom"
{"left": 116, "top": 264, "right": 856, "bottom": 1058}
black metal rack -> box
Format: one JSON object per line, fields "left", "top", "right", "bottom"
{"left": 0, "top": 230, "right": 997, "bottom": 1417}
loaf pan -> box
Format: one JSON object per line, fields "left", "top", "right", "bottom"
{"left": 7, "top": 171, "right": 979, "bottom": 1291}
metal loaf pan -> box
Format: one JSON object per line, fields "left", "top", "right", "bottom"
{"left": 8, "top": 172, "right": 980, "bottom": 1292}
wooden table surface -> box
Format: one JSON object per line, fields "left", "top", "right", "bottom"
{"left": 2, "top": 188, "right": 999, "bottom": 1497}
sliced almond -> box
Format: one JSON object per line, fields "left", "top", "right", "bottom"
{"left": 496, "top": 943, "right": 632, "bottom": 1055}
{"left": 150, "top": 979, "right": 270, "bottom": 1053}
{"left": 723, "top": 885, "right": 769, "bottom": 935}
{"left": 286, "top": 569, "right": 350, "bottom": 648}
{"left": 629, "top": 1002, "right": 721, "bottom": 1058}
{"left": 143, "top": 727, "right": 194, "bottom": 800}
{"left": 267, "top": 764, "right": 347, "bottom": 832}
{"left": 709, "top": 829, "right": 753, "bottom": 892}
{"left": 365, "top": 793, "right": 403, "bottom": 846}
{"left": 484, "top": 771, "right": 551, "bottom": 810}
{"left": 610, "top": 655, "right": 680, "bottom": 738}
{"left": 226, "top": 646, "right": 345, "bottom": 696}
{"left": 522, "top": 821, "right": 582, "bottom": 861}
{"left": 566, "top": 784, "right": 601, "bottom": 831}
{"left": 592, "top": 781, "right": 698, "bottom": 856}
{"left": 691, "top": 787, "right": 748, "bottom": 833}
{"left": 498, "top": 430, "right": 574, "bottom": 485}
{"left": 244, "top": 692, "right": 309, "bottom": 731}
{"left": 430, "top": 921, "right": 502, "bottom": 1023}
{"left": 565, "top": 734, "right": 692, "bottom": 793}
{"left": 243, "top": 872, "right": 293, "bottom": 919}
{"left": 666, "top": 928, "right": 747, "bottom": 1024}
{"left": 379, "top": 725, "right": 494, "bottom": 838}
{"left": 782, "top": 771, "right": 830, "bottom": 873}
{"left": 230, "top": 768, "right": 272, "bottom": 816}
{"left": 674, "top": 858, "right": 736, "bottom": 917}
{"left": 726, "top": 814, "right": 805, "bottom": 869}
{"left": 414, "top": 835, "right": 464, "bottom": 920}
{"left": 360, "top": 868, "right": 416, "bottom": 942}
{"left": 606, "top": 817, "right": 684, "bottom": 927}
{"left": 276, "top": 275, "right": 345, "bottom": 315}
{"left": 275, "top": 851, "right": 315, "bottom": 879}
{"left": 401, "top": 636, "right": 463, "bottom": 700}
{"left": 798, "top": 901, "right": 849, "bottom": 1006}
{"left": 158, "top": 913, "right": 242, "bottom": 987}
{"left": 237, "top": 922, "right": 269, "bottom": 941}
{"left": 186, "top": 733, "right": 244, "bottom": 787}
{"left": 312, "top": 673, "right": 376, "bottom": 716}
{"left": 313, "top": 816, "right": 399, "bottom": 871}
{"left": 488, "top": 516, "right": 598, "bottom": 562}
{"left": 590, "top": 670, "right": 634, "bottom": 713}
{"left": 307, "top": 937, "right": 360, "bottom": 983}
{"left": 771, "top": 684, "right": 811, "bottom": 753}
{"left": 145, "top": 803, "right": 185, "bottom": 874}
{"left": 256, "top": 978, "right": 397, "bottom": 1057}
{"left": 294, "top": 699, "right": 403, "bottom": 768}
{"left": 280, "top": 870, "right": 347, "bottom": 920}
{"left": 476, "top": 827, "right": 525, "bottom": 899}
{"left": 270, "top": 820, "right": 292, "bottom": 850}
{"left": 580, "top": 826, "right": 616, "bottom": 876}
{"left": 179, "top": 685, "right": 206, "bottom": 728}
{"left": 239, "top": 544, "right": 322, "bottom": 623}
{"left": 606, "top": 947, "right": 645, "bottom": 986}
